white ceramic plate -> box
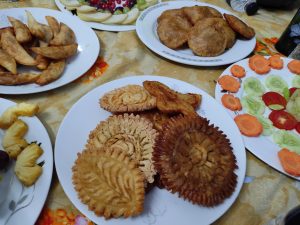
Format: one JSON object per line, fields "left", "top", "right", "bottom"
{"left": 136, "top": 1, "right": 256, "bottom": 66}
{"left": 215, "top": 57, "right": 300, "bottom": 181}
{"left": 55, "top": 0, "right": 136, "bottom": 31}
{"left": 55, "top": 75, "right": 246, "bottom": 225}
{"left": 0, "top": 98, "right": 53, "bottom": 225}
{"left": 0, "top": 7, "right": 99, "bottom": 95}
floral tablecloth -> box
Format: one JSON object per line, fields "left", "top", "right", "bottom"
{"left": 0, "top": 1, "right": 299, "bottom": 225}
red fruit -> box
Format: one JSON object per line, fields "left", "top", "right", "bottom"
{"left": 269, "top": 110, "right": 298, "bottom": 130}
{"left": 289, "top": 87, "right": 298, "bottom": 96}
{"left": 296, "top": 123, "right": 300, "bottom": 134}
{"left": 262, "top": 91, "right": 287, "bottom": 110}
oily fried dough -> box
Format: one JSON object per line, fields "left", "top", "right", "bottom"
{"left": 207, "top": 6, "right": 223, "bottom": 18}
{"left": 31, "top": 43, "right": 78, "bottom": 59}
{"left": 1, "top": 30, "right": 37, "bottom": 66}
{"left": 45, "top": 16, "right": 60, "bottom": 36}
{"left": 0, "top": 72, "right": 40, "bottom": 85}
{"left": 50, "top": 22, "right": 76, "bottom": 46}
{"left": 182, "top": 6, "right": 221, "bottom": 25}
{"left": 8, "top": 16, "right": 32, "bottom": 43}
{"left": 157, "top": 9, "right": 185, "bottom": 23}
{"left": 36, "top": 40, "right": 50, "bottom": 70}
{"left": 35, "top": 59, "right": 65, "bottom": 85}
{"left": 0, "top": 48, "right": 17, "bottom": 74}
{"left": 224, "top": 13, "right": 255, "bottom": 40}
{"left": 157, "top": 16, "right": 192, "bottom": 49}
{"left": 136, "top": 109, "right": 172, "bottom": 132}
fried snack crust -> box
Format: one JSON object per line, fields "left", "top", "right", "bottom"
{"left": 0, "top": 48, "right": 17, "bottom": 74}
{"left": 100, "top": 85, "right": 156, "bottom": 113}
{"left": 157, "top": 15, "right": 192, "bottom": 49}
{"left": 8, "top": 16, "right": 32, "bottom": 43}
{"left": 86, "top": 113, "right": 158, "bottom": 183}
{"left": 224, "top": 13, "right": 255, "bottom": 40}
{"left": 35, "top": 59, "right": 65, "bottom": 85}
{"left": 0, "top": 72, "right": 40, "bottom": 86}
{"left": 31, "top": 43, "right": 78, "bottom": 60}
{"left": 143, "top": 81, "right": 201, "bottom": 116}
{"left": 50, "top": 22, "right": 76, "bottom": 46}
{"left": 157, "top": 9, "right": 185, "bottom": 23}
{"left": 136, "top": 109, "right": 172, "bottom": 132}
{"left": 72, "top": 147, "right": 145, "bottom": 219}
{"left": 182, "top": 6, "right": 221, "bottom": 25}
{"left": 153, "top": 115, "right": 238, "bottom": 206}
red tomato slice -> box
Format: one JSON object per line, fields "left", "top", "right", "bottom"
{"left": 262, "top": 91, "right": 287, "bottom": 110}
{"left": 296, "top": 123, "right": 300, "bottom": 134}
{"left": 269, "top": 110, "right": 298, "bottom": 130}
{"left": 289, "top": 87, "right": 298, "bottom": 96}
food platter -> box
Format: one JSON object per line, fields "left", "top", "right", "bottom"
{"left": 0, "top": 98, "right": 53, "bottom": 225}
{"left": 55, "top": 75, "right": 246, "bottom": 225}
{"left": 0, "top": 7, "right": 99, "bottom": 95}
{"left": 136, "top": 1, "right": 256, "bottom": 66}
{"left": 215, "top": 56, "right": 300, "bottom": 181}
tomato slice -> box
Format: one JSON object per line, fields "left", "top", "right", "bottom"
{"left": 289, "top": 87, "right": 298, "bottom": 97}
{"left": 269, "top": 110, "right": 298, "bottom": 130}
{"left": 296, "top": 123, "right": 300, "bottom": 134}
{"left": 262, "top": 91, "right": 287, "bottom": 110}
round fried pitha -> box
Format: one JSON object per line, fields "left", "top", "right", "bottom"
{"left": 182, "top": 6, "right": 222, "bottom": 25}
{"left": 188, "top": 24, "right": 226, "bottom": 57}
{"left": 224, "top": 13, "right": 255, "bottom": 40}
{"left": 157, "top": 16, "right": 192, "bottom": 49}
{"left": 153, "top": 115, "right": 238, "bottom": 206}
{"left": 207, "top": 6, "right": 222, "bottom": 18}
{"left": 157, "top": 8, "right": 185, "bottom": 23}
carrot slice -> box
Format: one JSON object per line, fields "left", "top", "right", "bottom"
{"left": 278, "top": 148, "right": 300, "bottom": 176}
{"left": 269, "top": 55, "right": 283, "bottom": 69}
{"left": 221, "top": 94, "right": 242, "bottom": 111}
{"left": 288, "top": 59, "right": 300, "bottom": 75}
{"left": 249, "top": 55, "right": 271, "bottom": 75}
{"left": 234, "top": 114, "right": 263, "bottom": 137}
{"left": 230, "top": 65, "right": 246, "bottom": 78}
{"left": 218, "top": 75, "right": 241, "bottom": 93}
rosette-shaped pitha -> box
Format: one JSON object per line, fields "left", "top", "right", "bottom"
{"left": 87, "top": 114, "right": 158, "bottom": 183}
{"left": 99, "top": 85, "right": 156, "bottom": 113}
{"left": 72, "top": 147, "right": 145, "bottom": 219}
{"left": 153, "top": 115, "right": 238, "bottom": 206}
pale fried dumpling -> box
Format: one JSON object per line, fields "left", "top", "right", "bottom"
{"left": 0, "top": 102, "right": 39, "bottom": 129}
{"left": 100, "top": 85, "right": 156, "bottom": 113}
{"left": 87, "top": 114, "right": 158, "bottom": 183}
{"left": 2, "top": 119, "right": 28, "bottom": 159}
{"left": 72, "top": 147, "right": 145, "bottom": 219}
{"left": 15, "top": 143, "right": 44, "bottom": 186}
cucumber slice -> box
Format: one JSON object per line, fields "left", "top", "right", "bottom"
{"left": 265, "top": 75, "right": 288, "bottom": 93}
{"left": 273, "top": 130, "right": 300, "bottom": 154}
{"left": 241, "top": 95, "right": 265, "bottom": 115}
{"left": 256, "top": 115, "right": 274, "bottom": 136}
{"left": 286, "top": 89, "right": 300, "bottom": 121}
{"left": 243, "top": 77, "right": 265, "bottom": 96}
{"left": 292, "top": 75, "right": 300, "bottom": 88}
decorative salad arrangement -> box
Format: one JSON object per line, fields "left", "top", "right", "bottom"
{"left": 216, "top": 55, "right": 300, "bottom": 177}
{"left": 59, "top": 0, "right": 158, "bottom": 25}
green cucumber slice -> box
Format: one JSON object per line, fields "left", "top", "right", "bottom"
{"left": 292, "top": 76, "right": 300, "bottom": 88}
{"left": 286, "top": 89, "right": 300, "bottom": 121}
{"left": 256, "top": 115, "right": 274, "bottom": 136}
{"left": 265, "top": 75, "right": 288, "bottom": 93}
{"left": 273, "top": 130, "right": 300, "bottom": 154}
{"left": 243, "top": 77, "right": 265, "bottom": 96}
{"left": 241, "top": 95, "right": 265, "bottom": 115}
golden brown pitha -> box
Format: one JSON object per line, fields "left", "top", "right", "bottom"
{"left": 224, "top": 13, "right": 255, "bottom": 39}
{"left": 182, "top": 6, "right": 222, "bottom": 25}
{"left": 157, "top": 8, "right": 186, "bottom": 23}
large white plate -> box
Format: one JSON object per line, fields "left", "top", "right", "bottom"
{"left": 215, "top": 57, "right": 300, "bottom": 181}
{"left": 136, "top": 1, "right": 256, "bottom": 66}
{"left": 0, "top": 98, "right": 53, "bottom": 225}
{"left": 0, "top": 8, "right": 100, "bottom": 95}
{"left": 55, "top": 0, "right": 136, "bottom": 31}
{"left": 55, "top": 75, "right": 246, "bottom": 225}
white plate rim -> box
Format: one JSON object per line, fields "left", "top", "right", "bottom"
{"left": 135, "top": 1, "right": 256, "bottom": 66}
{"left": 0, "top": 7, "right": 100, "bottom": 95}
{"left": 0, "top": 98, "right": 53, "bottom": 225}
{"left": 54, "top": 75, "right": 247, "bottom": 225}
{"left": 214, "top": 56, "right": 300, "bottom": 181}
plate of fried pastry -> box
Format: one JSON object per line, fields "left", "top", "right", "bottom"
{"left": 55, "top": 75, "right": 246, "bottom": 225}
{"left": 0, "top": 7, "right": 99, "bottom": 94}
{"left": 136, "top": 1, "right": 256, "bottom": 66}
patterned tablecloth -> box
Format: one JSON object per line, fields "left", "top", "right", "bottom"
{"left": 0, "top": 1, "right": 299, "bottom": 224}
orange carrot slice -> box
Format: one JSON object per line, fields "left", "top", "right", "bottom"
{"left": 249, "top": 55, "right": 271, "bottom": 75}
{"left": 234, "top": 114, "right": 263, "bottom": 137}
{"left": 278, "top": 148, "right": 300, "bottom": 176}
{"left": 221, "top": 94, "right": 242, "bottom": 111}
{"left": 269, "top": 55, "right": 283, "bottom": 69}
{"left": 218, "top": 75, "right": 241, "bottom": 93}
{"left": 288, "top": 59, "right": 300, "bottom": 75}
{"left": 230, "top": 64, "right": 246, "bottom": 78}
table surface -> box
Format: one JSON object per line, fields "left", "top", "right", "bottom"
{"left": 0, "top": 0, "right": 299, "bottom": 225}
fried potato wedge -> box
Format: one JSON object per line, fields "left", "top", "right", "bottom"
{"left": 35, "top": 59, "right": 65, "bottom": 85}
{"left": 0, "top": 48, "right": 17, "bottom": 74}
{"left": 1, "top": 30, "right": 37, "bottom": 66}
{"left": 45, "top": 16, "right": 60, "bottom": 36}
{"left": 50, "top": 23, "right": 76, "bottom": 46}
{"left": 31, "top": 43, "right": 78, "bottom": 59}
{"left": 8, "top": 16, "right": 32, "bottom": 43}
{"left": 36, "top": 54, "right": 49, "bottom": 70}
{"left": 26, "top": 10, "right": 53, "bottom": 42}
{"left": 0, "top": 72, "right": 40, "bottom": 86}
